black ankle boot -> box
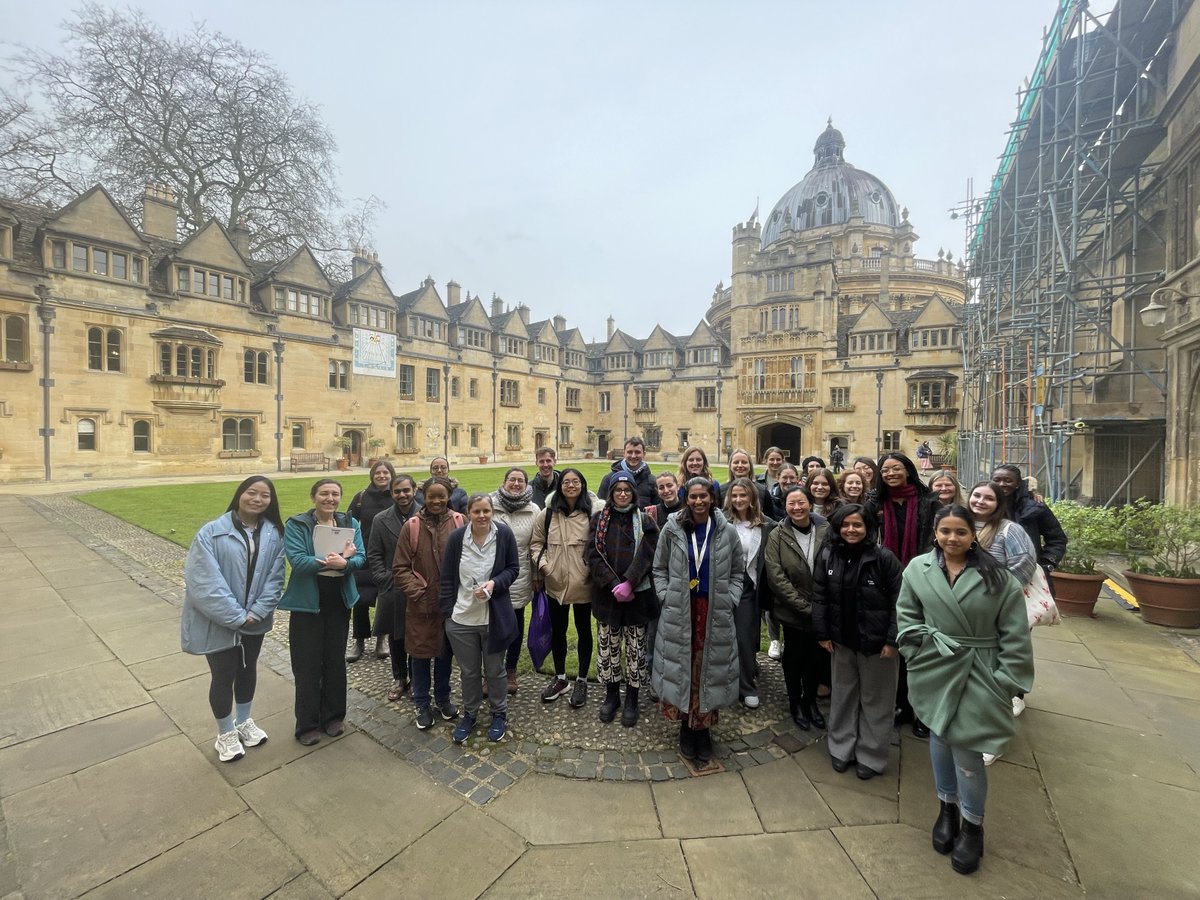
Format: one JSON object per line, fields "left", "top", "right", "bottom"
{"left": 807, "top": 704, "right": 826, "bottom": 730}
{"left": 695, "top": 727, "right": 713, "bottom": 763}
{"left": 951, "top": 819, "right": 984, "bottom": 874}
{"left": 621, "top": 687, "right": 639, "bottom": 727}
{"left": 931, "top": 800, "right": 960, "bottom": 854}
{"left": 792, "top": 705, "right": 811, "bottom": 731}
{"left": 679, "top": 722, "right": 697, "bottom": 760}
{"left": 598, "top": 683, "right": 620, "bottom": 723}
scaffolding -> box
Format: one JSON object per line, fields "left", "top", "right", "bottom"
{"left": 959, "top": 0, "right": 1183, "bottom": 503}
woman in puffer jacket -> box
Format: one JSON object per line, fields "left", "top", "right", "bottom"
{"left": 491, "top": 467, "right": 540, "bottom": 695}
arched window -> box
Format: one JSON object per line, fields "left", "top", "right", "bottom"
{"left": 3, "top": 315, "right": 27, "bottom": 363}
{"left": 244, "top": 350, "right": 269, "bottom": 384}
{"left": 132, "top": 420, "right": 151, "bottom": 452}
{"left": 222, "top": 417, "right": 254, "bottom": 452}
{"left": 77, "top": 418, "right": 97, "bottom": 450}
{"left": 396, "top": 422, "right": 415, "bottom": 451}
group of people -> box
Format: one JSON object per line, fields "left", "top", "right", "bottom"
{"left": 180, "top": 440, "right": 1067, "bottom": 877}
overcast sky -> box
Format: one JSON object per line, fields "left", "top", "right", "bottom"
{"left": 5, "top": 1, "right": 1057, "bottom": 343}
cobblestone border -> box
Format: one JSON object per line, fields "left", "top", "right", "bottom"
{"left": 26, "top": 494, "right": 826, "bottom": 805}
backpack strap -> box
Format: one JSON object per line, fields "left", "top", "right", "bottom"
{"left": 406, "top": 512, "right": 465, "bottom": 551}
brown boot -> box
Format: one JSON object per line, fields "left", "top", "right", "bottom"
{"left": 506, "top": 669, "right": 519, "bottom": 695}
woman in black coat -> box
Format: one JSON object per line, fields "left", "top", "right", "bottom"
{"left": 813, "top": 504, "right": 903, "bottom": 779}
{"left": 347, "top": 459, "right": 395, "bottom": 662}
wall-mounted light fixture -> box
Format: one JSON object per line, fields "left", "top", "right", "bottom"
{"left": 1139, "top": 286, "right": 1193, "bottom": 328}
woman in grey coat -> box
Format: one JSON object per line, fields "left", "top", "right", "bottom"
{"left": 651, "top": 477, "right": 745, "bottom": 764}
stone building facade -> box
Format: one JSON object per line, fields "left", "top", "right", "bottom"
{"left": 0, "top": 124, "right": 965, "bottom": 482}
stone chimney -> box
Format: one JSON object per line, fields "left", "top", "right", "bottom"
{"left": 552, "top": 314, "right": 567, "bottom": 333}
{"left": 446, "top": 280, "right": 461, "bottom": 306}
{"left": 491, "top": 293, "right": 504, "bottom": 317}
{"left": 229, "top": 217, "right": 251, "bottom": 258}
{"left": 351, "top": 247, "right": 373, "bottom": 279}
{"left": 516, "top": 302, "right": 530, "bottom": 325}
{"left": 142, "top": 183, "right": 178, "bottom": 240}
{"left": 607, "top": 316, "right": 615, "bottom": 340}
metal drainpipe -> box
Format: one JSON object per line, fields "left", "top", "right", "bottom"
{"left": 35, "top": 284, "right": 54, "bottom": 482}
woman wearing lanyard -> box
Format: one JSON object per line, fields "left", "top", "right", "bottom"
{"left": 182, "top": 476, "right": 286, "bottom": 762}
{"left": 652, "top": 477, "right": 744, "bottom": 764}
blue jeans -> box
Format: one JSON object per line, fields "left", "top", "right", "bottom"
{"left": 929, "top": 731, "right": 988, "bottom": 824}
{"left": 411, "top": 651, "right": 451, "bottom": 709}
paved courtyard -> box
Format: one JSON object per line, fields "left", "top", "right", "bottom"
{"left": 2, "top": 492, "right": 1199, "bottom": 898}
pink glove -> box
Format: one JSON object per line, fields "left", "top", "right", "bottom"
{"left": 612, "top": 581, "right": 635, "bottom": 603}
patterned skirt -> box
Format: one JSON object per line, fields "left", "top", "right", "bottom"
{"left": 660, "top": 592, "right": 718, "bottom": 730}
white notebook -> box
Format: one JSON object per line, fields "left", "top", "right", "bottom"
{"left": 313, "top": 524, "right": 355, "bottom": 576}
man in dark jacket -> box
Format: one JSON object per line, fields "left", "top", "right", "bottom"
{"left": 366, "top": 475, "right": 418, "bottom": 700}
{"left": 597, "top": 437, "right": 657, "bottom": 509}
{"left": 531, "top": 446, "right": 561, "bottom": 509}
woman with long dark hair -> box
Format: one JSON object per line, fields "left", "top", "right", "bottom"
{"left": 652, "top": 477, "right": 744, "bottom": 764}
{"left": 812, "top": 504, "right": 902, "bottom": 779}
{"left": 530, "top": 467, "right": 594, "bottom": 707}
{"left": 866, "top": 452, "right": 941, "bottom": 739}
{"left": 280, "top": 478, "right": 365, "bottom": 745}
{"left": 182, "top": 476, "right": 286, "bottom": 762}
{"left": 347, "top": 459, "right": 395, "bottom": 662}
{"left": 586, "top": 472, "right": 659, "bottom": 727}
{"left": 897, "top": 505, "right": 1033, "bottom": 876}
{"left": 491, "top": 467, "right": 539, "bottom": 694}
{"left": 723, "top": 476, "right": 776, "bottom": 708}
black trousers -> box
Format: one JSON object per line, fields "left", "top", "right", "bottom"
{"left": 781, "top": 625, "right": 821, "bottom": 711}
{"left": 550, "top": 597, "right": 593, "bottom": 678}
{"left": 351, "top": 573, "right": 376, "bottom": 640}
{"left": 734, "top": 577, "right": 760, "bottom": 697}
{"left": 289, "top": 580, "right": 351, "bottom": 735}
{"left": 204, "top": 633, "right": 264, "bottom": 719}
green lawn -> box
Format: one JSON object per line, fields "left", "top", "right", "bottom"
{"left": 79, "top": 461, "right": 727, "bottom": 548}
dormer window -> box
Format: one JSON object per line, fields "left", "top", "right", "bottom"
{"left": 408, "top": 315, "right": 444, "bottom": 340}
{"left": 48, "top": 239, "right": 146, "bottom": 284}
{"left": 177, "top": 265, "right": 249, "bottom": 303}
{"left": 458, "top": 326, "right": 488, "bottom": 349}
{"left": 849, "top": 331, "right": 896, "bottom": 353}
{"left": 687, "top": 347, "right": 720, "bottom": 365}
{"left": 350, "top": 304, "right": 393, "bottom": 331}
{"left": 605, "top": 353, "right": 632, "bottom": 370}
{"left": 502, "top": 336, "right": 526, "bottom": 356}
{"left": 274, "top": 286, "right": 329, "bottom": 318}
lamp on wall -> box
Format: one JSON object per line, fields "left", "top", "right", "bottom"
{"left": 1139, "top": 286, "right": 1192, "bottom": 328}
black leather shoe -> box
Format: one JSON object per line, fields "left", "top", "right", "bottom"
{"left": 855, "top": 763, "right": 878, "bottom": 780}
{"left": 808, "top": 705, "right": 826, "bottom": 730}
{"left": 912, "top": 720, "right": 931, "bottom": 740}
{"left": 792, "top": 707, "right": 812, "bottom": 731}
{"left": 831, "top": 755, "right": 854, "bottom": 773}
{"left": 951, "top": 819, "right": 984, "bottom": 874}
{"left": 695, "top": 727, "right": 713, "bottom": 763}
{"left": 932, "top": 800, "right": 960, "bottom": 855}
{"left": 679, "top": 723, "right": 697, "bottom": 760}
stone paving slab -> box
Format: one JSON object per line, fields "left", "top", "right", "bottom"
{"left": 0, "top": 658, "right": 151, "bottom": 748}
{"left": 652, "top": 771, "right": 763, "bottom": 838}
{"left": 152, "top": 667, "right": 296, "bottom": 741}
{"left": 2, "top": 733, "right": 245, "bottom": 898}
{"left": 346, "top": 806, "right": 525, "bottom": 899}
{"left": 241, "top": 733, "right": 461, "bottom": 895}
{"left": 1087, "top": 636, "right": 1200, "bottom": 673}
{"left": 794, "top": 741, "right": 900, "bottom": 826}
{"left": 1041, "top": 757, "right": 1200, "bottom": 898}
{"left": 1122, "top": 688, "right": 1200, "bottom": 775}
{"left": 1021, "top": 707, "right": 1200, "bottom": 791}
{"left": 83, "top": 810, "right": 304, "bottom": 899}
{"left": 81, "top": 600, "right": 180, "bottom": 635}
{"left": 94, "top": 616, "right": 186, "bottom": 665}
{"left": 483, "top": 839, "right": 694, "bottom": 899}
{"left": 205, "top": 708, "right": 327, "bottom": 788}
{"left": 0, "top": 702, "right": 177, "bottom": 797}
{"left": 740, "top": 756, "right": 840, "bottom": 832}
{"left": 0, "top": 617, "right": 100, "bottom": 663}
{"left": 128, "top": 649, "right": 210, "bottom": 691}
{"left": 833, "top": 823, "right": 1083, "bottom": 898}
{"left": 268, "top": 873, "right": 337, "bottom": 899}
{"left": 1104, "top": 659, "right": 1200, "bottom": 702}
{"left": 1033, "top": 635, "right": 1104, "bottom": 668}
{"left": 0, "top": 638, "right": 114, "bottom": 686}
{"left": 1025, "top": 659, "right": 1156, "bottom": 731}
{"left": 982, "top": 760, "right": 1076, "bottom": 882}
{"left": 487, "top": 774, "right": 661, "bottom": 844}
{"left": 682, "top": 831, "right": 875, "bottom": 899}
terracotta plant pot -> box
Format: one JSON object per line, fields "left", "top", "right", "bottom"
{"left": 1124, "top": 570, "right": 1200, "bottom": 628}
{"left": 478, "top": 455, "right": 488, "bottom": 464}
{"left": 1050, "top": 571, "right": 1107, "bottom": 617}
{"left": 336, "top": 458, "right": 349, "bottom": 471}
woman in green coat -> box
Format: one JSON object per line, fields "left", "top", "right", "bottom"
{"left": 896, "top": 504, "right": 1033, "bottom": 877}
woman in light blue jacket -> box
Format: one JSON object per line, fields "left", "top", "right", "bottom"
{"left": 182, "top": 476, "right": 286, "bottom": 763}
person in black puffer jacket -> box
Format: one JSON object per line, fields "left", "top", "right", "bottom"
{"left": 346, "top": 460, "right": 396, "bottom": 662}
{"left": 812, "top": 504, "right": 903, "bottom": 778}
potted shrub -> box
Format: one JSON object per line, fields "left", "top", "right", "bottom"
{"left": 366, "top": 437, "right": 387, "bottom": 467}
{"left": 1046, "top": 501, "right": 1121, "bottom": 616}
{"left": 1120, "top": 501, "right": 1200, "bottom": 628}
{"left": 933, "top": 431, "right": 958, "bottom": 471}
{"left": 330, "top": 435, "right": 353, "bottom": 471}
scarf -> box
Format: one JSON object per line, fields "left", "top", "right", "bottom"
{"left": 881, "top": 483, "right": 919, "bottom": 564}
{"left": 594, "top": 504, "right": 643, "bottom": 562}
{"left": 619, "top": 458, "right": 647, "bottom": 476}
{"left": 496, "top": 484, "right": 533, "bottom": 513}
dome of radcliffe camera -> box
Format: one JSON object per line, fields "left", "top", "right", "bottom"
{"left": 760, "top": 121, "right": 901, "bottom": 247}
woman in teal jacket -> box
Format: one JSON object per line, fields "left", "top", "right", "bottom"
{"left": 896, "top": 504, "right": 1033, "bottom": 876}
{"left": 182, "top": 476, "right": 286, "bottom": 763}
{"left": 280, "top": 478, "right": 365, "bottom": 745}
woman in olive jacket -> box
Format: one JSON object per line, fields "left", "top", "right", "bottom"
{"left": 764, "top": 485, "right": 829, "bottom": 731}
{"left": 812, "top": 504, "right": 903, "bottom": 779}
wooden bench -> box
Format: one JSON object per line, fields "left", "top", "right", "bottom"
{"left": 290, "top": 452, "right": 329, "bottom": 472}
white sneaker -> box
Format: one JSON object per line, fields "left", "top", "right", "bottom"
{"left": 215, "top": 729, "right": 245, "bottom": 762}
{"left": 983, "top": 752, "right": 1001, "bottom": 767}
{"left": 744, "top": 695, "right": 760, "bottom": 709}
{"left": 236, "top": 717, "right": 268, "bottom": 747}
{"left": 767, "top": 640, "right": 782, "bottom": 660}
{"left": 1012, "top": 696, "right": 1026, "bottom": 717}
